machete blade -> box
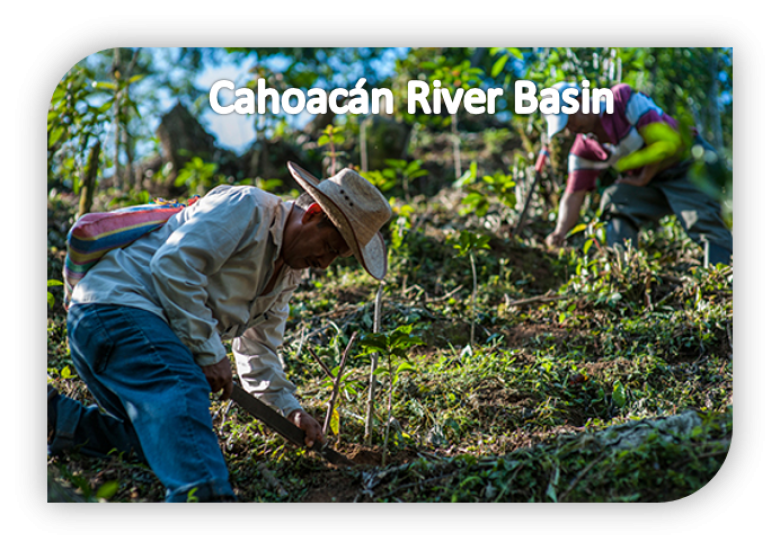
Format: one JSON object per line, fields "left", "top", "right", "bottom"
{"left": 230, "top": 383, "right": 354, "bottom": 467}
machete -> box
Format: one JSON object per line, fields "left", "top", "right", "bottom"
{"left": 230, "top": 383, "right": 354, "bottom": 466}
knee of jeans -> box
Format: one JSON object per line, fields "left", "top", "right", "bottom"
{"left": 600, "top": 188, "right": 633, "bottom": 221}
{"left": 606, "top": 217, "right": 639, "bottom": 249}
{"left": 68, "top": 309, "right": 115, "bottom": 376}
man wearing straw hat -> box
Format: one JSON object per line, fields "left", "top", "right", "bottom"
{"left": 48, "top": 162, "right": 392, "bottom": 502}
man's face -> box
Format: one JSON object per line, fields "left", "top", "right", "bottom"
{"left": 281, "top": 209, "right": 352, "bottom": 271}
{"left": 565, "top": 109, "right": 592, "bottom": 135}
{"left": 564, "top": 97, "right": 600, "bottom": 136}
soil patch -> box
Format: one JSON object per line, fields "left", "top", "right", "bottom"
{"left": 301, "top": 444, "right": 420, "bottom": 502}
{"left": 503, "top": 323, "right": 584, "bottom": 347}
{"left": 336, "top": 443, "right": 419, "bottom": 467}
{"left": 301, "top": 468, "right": 361, "bottom": 503}
{"left": 487, "top": 238, "right": 564, "bottom": 294}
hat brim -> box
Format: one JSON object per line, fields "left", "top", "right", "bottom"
{"left": 546, "top": 112, "right": 568, "bottom": 139}
{"left": 287, "top": 162, "right": 388, "bottom": 280}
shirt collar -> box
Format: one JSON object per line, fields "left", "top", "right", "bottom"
{"left": 270, "top": 200, "right": 304, "bottom": 285}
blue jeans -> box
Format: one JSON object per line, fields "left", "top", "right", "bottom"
{"left": 51, "top": 303, "right": 235, "bottom": 502}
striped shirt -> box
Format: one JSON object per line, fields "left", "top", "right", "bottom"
{"left": 566, "top": 84, "right": 684, "bottom": 193}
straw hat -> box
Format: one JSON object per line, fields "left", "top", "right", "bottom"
{"left": 287, "top": 162, "right": 392, "bottom": 280}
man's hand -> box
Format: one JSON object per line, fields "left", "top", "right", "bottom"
{"left": 287, "top": 409, "right": 324, "bottom": 448}
{"left": 201, "top": 356, "right": 233, "bottom": 400}
{"left": 547, "top": 190, "right": 586, "bottom": 249}
{"left": 546, "top": 230, "right": 566, "bottom": 248}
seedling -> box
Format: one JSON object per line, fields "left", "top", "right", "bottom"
{"left": 359, "top": 325, "right": 423, "bottom": 466}
{"left": 451, "top": 230, "right": 491, "bottom": 346}
{"left": 459, "top": 167, "right": 518, "bottom": 235}
{"left": 318, "top": 124, "right": 346, "bottom": 177}
{"left": 306, "top": 332, "right": 358, "bottom": 438}
{"left": 383, "top": 159, "right": 429, "bottom": 202}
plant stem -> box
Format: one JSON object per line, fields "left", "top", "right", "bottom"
{"left": 322, "top": 332, "right": 357, "bottom": 437}
{"left": 365, "top": 282, "right": 383, "bottom": 445}
{"left": 470, "top": 251, "right": 477, "bottom": 346}
{"left": 382, "top": 355, "right": 394, "bottom": 467}
{"left": 360, "top": 117, "right": 368, "bottom": 172}
{"left": 452, "top": 112, "right": 462, "bottom": 179}
{"left": 329, "top": 129, "right": 336, "bottom": 177}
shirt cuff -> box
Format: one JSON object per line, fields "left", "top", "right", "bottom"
{"left": 190, "top": 331, "right": 227, "bottom": 367}
{"left": 261, "top": 391, "right": 302, "bottom": 418}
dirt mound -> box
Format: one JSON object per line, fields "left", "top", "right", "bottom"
{"left": 301, "top": 444, "right": 420, "bottom": 502}
{"left": 503, "top": 323, "right": 584, "bottom": 347}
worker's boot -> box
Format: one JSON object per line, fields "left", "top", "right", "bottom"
{"left": 705, "top": 242, "right": 732, "bottom": 267}
{"left": 48, "top": 385, "right": 59, "bottom": 447}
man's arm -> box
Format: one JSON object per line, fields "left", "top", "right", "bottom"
{"left": 233, "top": 296, "right": 324, "bottom": 447}
{"left": 546, "top": 189, "right": 587, "bottom": 247}
{"left": 614, "top": 122, "right": 685, "bottom": 186}
{"left": 150, "top": 189, "right": 258, "bottom": 400}
{"left": 546, "top": 135, "right": 607, "bottom": 248}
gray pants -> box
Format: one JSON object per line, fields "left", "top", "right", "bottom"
{"left": 600, "top": 173, "right": 732, "bottom": 266}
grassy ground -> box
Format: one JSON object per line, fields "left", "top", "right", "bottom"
{"left": 46, "top": 184, "right": 732, "bottom": 503}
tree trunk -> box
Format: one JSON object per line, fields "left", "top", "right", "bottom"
{"left": 113, "top": 48, "right": 123, "bottom": 191}
{"left": 78, "top": 140, "right": 101, "bottom": 218}
{"left": 708, "top": 50, "right": 724, "bottom": 151}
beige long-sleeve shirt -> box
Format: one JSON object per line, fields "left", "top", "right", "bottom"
{"left": 71, "top": 185, "right": 304, "bottom": 416}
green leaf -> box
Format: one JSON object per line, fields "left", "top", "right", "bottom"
{"left": 452, "top": 162, "right": 478, "bottom": 188}
{"left": 385, "top": 159, "right": 405, "bottom": 169}
{"left": 546, "top": 482, "right": 558, "bottom": 503}
{"left": 47, "top": 279, "right": 63, "bottom": 287}
{"left": 583, "top": 238, "right": 594, "bottom": 255}
{"left": 395, "top": 362, "right": 416, "bottom": 375}
{"left": 612, "top": 381, "right": 627, "bottom": 408}
{"left": 96, "top": 480, "right": 119, "bottom": 500}
{"left": 329, "top": 408, "right": 340, "bottom": 436}
{"left": 259, "top": 178, "right": 283, "bottom": 192}
{"left": 93, "top": 81, "right": 117, "bottom": 91}
{"left": 50, "top": 87, "right": 65, "bottom": 103}
{"left": 475, "top": 235, "right": 491, "bottom": 250}
{"left": 392, "top": 324, "right": 414, "bottom": 335}
{"left": 359, "top": 333, "right": 389, "bottom": 355}
{"left": 545, "top": 463, "right": 560, "bottom": 502}
{"left": 567, "top": 223, "right": 588, "bottom": 237}
{"left": 491, "top": 54, "right": 509, "bottom": 78}
{"left": 97, "top": 99, "right": 114, "bottom": 114}
{"left": 48, "top": 126, "right": 65, "bottom": 148}
{"left": 60, "top": 366, "right": 76, "bottom": 380}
